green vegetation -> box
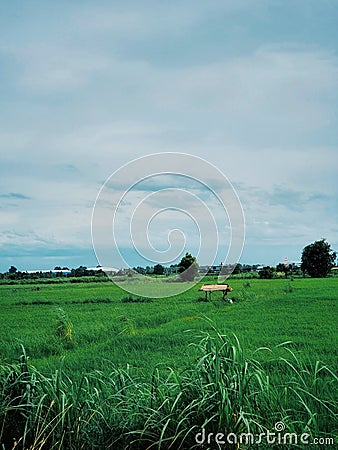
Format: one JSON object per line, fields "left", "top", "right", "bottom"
{"left": 178, "top": 252, "right": 199, "bottom": 281}
{"left": 1, "top": 277, "right": 337, "bottom": 371}
{"left": 0, "top": 277, "right": 337, "bottom": 448}
{"left": 258, "top": 266, "right": 275, "bottom": 279}
{"left": 301, "top": 239, "right": 337, "bottom": 278}
{"left": 1, "top": 330, "right": 336, "bottom": 449}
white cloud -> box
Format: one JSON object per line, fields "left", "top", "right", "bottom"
{"left": 5, "top": 44, "right": 110, "bottom": 91}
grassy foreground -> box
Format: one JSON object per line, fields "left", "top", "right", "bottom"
{"left": 0, "top": 277, "right": 337, "bottom": 448}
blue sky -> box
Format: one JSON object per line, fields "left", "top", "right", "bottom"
{"left": 0, "top": 0, "right": 337, "bottom": 272}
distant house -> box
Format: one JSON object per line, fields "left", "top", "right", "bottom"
{"left": 199, "top": 265, "right": 224, "bottom": 274}
{"left": 26, "top": 269, "right": 71, "bottom": 275}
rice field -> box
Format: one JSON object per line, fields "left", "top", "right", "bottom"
{"left": 0, "top": 277, "right": 337, "bottom": 449}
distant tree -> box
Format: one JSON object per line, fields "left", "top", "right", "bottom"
{"left": 71, "top": 266, "right": 88, "bottom": 277}
{"left": 8, "top": 266, "right": 17, "bottom": 274}
{"left": 54, "top": 266, "right": 62, "bottom": 270}
{"left": 133, "top": 266, "right": 146, "bottom": 274}
{"left": 169, "top": 264, "right": 178, "bottom": 274}
{"left": 259, "top": 266, "right": 275, "bottom": 279}
{"left": 276, "top": 263, "right": 290, "bottom": 278}
{"left": 289, "top": 263, "right": 302, "bottom": 275}
{"left": 301, "top": 239, "right": 336, "bottom": 278}
{"left": 232, "top": 263, "right": 242, "bottom": 274}
{"left": 153, "top": 264, "right": 164, "bottom": 275}
{"left": 178, "top": 252, "right": 198, "bottom": 282}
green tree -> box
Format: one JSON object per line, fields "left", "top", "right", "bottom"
{"left": 301, "top": 239, "right": 336, "bottom": 278}
{"left": 153, "top": 264, "right": 164, "bottom": 275}
{"left": 178, "top": 252, "right": 198, "bottom": 281}
{"left": 259, "top": 266, "right": 275, "bottom": 279}
{"left": 71, "top": 266, "right": 88, "bottom": 277}
{"left": 276, "top": 263, "right": 290, "bottom": 278}
{"left": 8, "top": 266, "right": 17, "bottom": 274}
{"left": 232, "top": 263, "right": 242, "bottom": 274}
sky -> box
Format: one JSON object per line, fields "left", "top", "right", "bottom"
{"left": 0, "top": 0, "right": 337, "bottom": 272}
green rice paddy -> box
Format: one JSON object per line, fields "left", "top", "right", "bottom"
{"left": 0, "top": 276, "right": 337, "bottom": 448}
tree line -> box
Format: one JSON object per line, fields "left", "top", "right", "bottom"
{"left": 1, "top": 239, "right": 336, "bottom": 281}
{"left": 259, "top": 239, "right": 336, "bottom": 279}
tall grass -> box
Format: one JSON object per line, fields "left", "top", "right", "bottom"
{"left": 1, "top": 328, "right": 336, "bottom": 449}
{"left": 55, "top": 308, "right": 74, "bottom": 350}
